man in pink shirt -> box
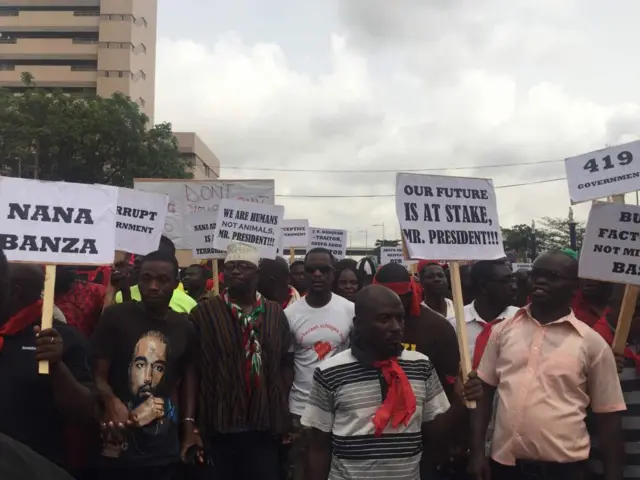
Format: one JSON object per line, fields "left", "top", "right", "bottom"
{"left": 469, "top": 250, "right": 625, "bottom": 480}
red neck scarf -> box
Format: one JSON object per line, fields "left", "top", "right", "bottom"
{"left": 0, "top": 300, "right": 43, "bottom": 352}
{"left": 572, "top": 290, "right": 610, "bottom": 328}
{"left": 593, "top": 315, "right": 640, "bottom": 374}
{"left": 472, "top": 320, "right": 501, "bottom": 369}
{"left": 372, "top": 277, "right": 423, "bottom": 316}
{"left": 371, "top": 358, "right": 416, "bottom": 436}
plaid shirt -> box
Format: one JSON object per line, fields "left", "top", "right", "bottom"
{"left": 55, "top": 281, "right": 106, "bottom": 337}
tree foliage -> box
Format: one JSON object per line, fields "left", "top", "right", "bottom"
{"left": 502, "top": 217, "right": 585, "bottom": 261}
{"left": 0, "top": 74, "right": 192, "bottom": 186}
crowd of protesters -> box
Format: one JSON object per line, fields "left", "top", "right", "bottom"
{"left": 0, "top": 237, "right": 635, "bottom": 480}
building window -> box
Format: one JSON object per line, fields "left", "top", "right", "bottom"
{"left": 0, "top": 38, "right": 17, "bottom": 44}
{"left": 0, "top": 8, "right": 19, "bottom": 16}
{"left": 74, "top": 10, "right": 100, "bottom": 17}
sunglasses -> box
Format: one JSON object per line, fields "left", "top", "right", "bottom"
{"left": 305, "top": 265, "right": 333, "bottom": 274}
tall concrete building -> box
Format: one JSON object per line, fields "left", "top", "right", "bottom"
{"left": 0, "top": 0, "right": 157, "bottom": 122}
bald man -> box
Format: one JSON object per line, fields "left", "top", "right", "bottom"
{"left": 0, "top": 261, "right": 96, "bottom": 473}
{"left": 303, "top": 285, "right": 481, "bottom": 480}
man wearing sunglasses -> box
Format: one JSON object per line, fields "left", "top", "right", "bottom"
{"left": 284, "top": 247, "right": 354, "bottom": 480}
{"left": 469, "top": 250, "right": 624, "bottom": 480}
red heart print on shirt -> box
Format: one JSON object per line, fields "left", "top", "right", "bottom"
{"left": 314, "top": 341, "right": 332, "bottom": 360}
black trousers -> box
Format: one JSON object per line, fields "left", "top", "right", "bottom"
{"left": 207, "top": 432, "right": 282, "bottom": 480}
{"left": 491, "top": 459, "right": 587, "bottom": 480}
{"left": 91, "top": 463, "right": 180, "bottom": 480}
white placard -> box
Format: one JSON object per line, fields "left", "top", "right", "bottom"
{"left": 307, "top": 228, "right": 347, "bottom": 259}
{"left": 134, "top": 179, "right": 275, "bottom": 249}
{"left": 565, "top": 140, "right": 640, "bottom": 204}
{"left": 579, "top": 202, "right": 640, "bottom": 286}
{"left": 380, "top": 246, "right": 418, "bottom": 268}
{"left": 512, "top": 262, "right": 532, "bottom": 272}
{"left": 115, "top": 187, "right": 168, "bottom": 255}
{"left": 396, "top": 173, "right": 504, "bottom": 261}
{"left": 213, "top": 199, "right": 284, "bottom": 259}
{"left": 281, "top": 219, "right": 309, "bottom": 248}
{"left": 0, "top": 177, "right": 117, "bottom": 264}
{"left": 184, "top": 209, "right": 225, "bottom": 259}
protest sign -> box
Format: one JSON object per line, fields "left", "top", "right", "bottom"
{"left": 134, "top": 178, "right": 275, "bottom": 249}
{"left": 0, "top": 176, "right": 117, "bottom": 264}
{"left": 380, "top": 246, "right": 418, "bottom": 268}
{"left": 396, "top": 173, "right": 504, "bottom": 261}
{"left": 185, "top": 209, "right": 225, "bottom": 259}
{"left": 579, "top": 202, "right": 640, "bottom": 286}
{"left": 512, "top": 262, "right": 532, "bottom": 272}
{"left": 115, "top": 187, "right": 168, "bottom": 255}
{"left": 281, "top": 219, "right": 309, "bottom": 248}
{"left": 565, "top": 140, "right": 640, "bottom": 204}
{"left": 213, "top": 199, "right": 284, "bottom": 259}
{"left": 307, "top": 228, "right": 347, "bottom": 259}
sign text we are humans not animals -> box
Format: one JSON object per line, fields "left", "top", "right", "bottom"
{"left": 396, "top": 173, "right": 504, "bottom": 261}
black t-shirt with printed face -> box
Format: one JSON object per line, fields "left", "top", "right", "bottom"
{"left": 0, "top": 321, "right": 94, "bottom": 467}
{"left": 91, "top": 302, "right": 197, "bottom": 467}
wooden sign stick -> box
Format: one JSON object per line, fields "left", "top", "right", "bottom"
{"left": 610, "top": 193, "right": 639, "bottom": 353}
{"left": 39, "top": 264, "right": 57, "bottom": 375}
{"left": 289, "top": 247, "right": 295, "bottom": 264}
{"left": 212, "top": 261, "right": 220, "bottom": 296}
{"left": 450, "top": 261, "right": 476, "bottom": 409}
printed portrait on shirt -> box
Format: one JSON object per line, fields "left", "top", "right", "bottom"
{"left": 127, "top": 331, "right": 177, "bottom": 431}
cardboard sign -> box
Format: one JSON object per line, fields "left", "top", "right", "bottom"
{"left": 115, "top": 187, "right": 168, "bottom": 255}
{"left": 396, "top": 173, "right": 504, "bottom": 261}
{"left": 185, "top": 209, "right": 225, "bottom": 259}
{"left": 380, "top": 246, "right": 418, "bottom": 268}
{"left": 565, "top": 140, "right": 640, "bottom": 204}
{"left": 281, "top": 219, "right": 309, "bottom": 248}
{"left": 307, "top": 228, "right": 347, "bottom": 259}
{"left": 0, "top": 177, "right": 117, "bottom": 264}
{"left": 213, "top": 199, "right": 284, "bottom": 259}
{"left": 512, "top": 262, "right": 532, "bottom": 272}
{"left": 134, "top": 179, "right": 275, "bottom": 249}
{"left": 580, "top": 202, "right": 640, "bottom": 286}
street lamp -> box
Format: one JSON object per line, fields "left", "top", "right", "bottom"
{"left": 357, "top": 229, "right": 368, "bottom": 256}
{"left": 372, "top": 223, "right": 385, "bottom": 241}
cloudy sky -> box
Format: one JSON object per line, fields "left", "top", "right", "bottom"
{"left": 155, "top": 0, "right": 640, "bottom": 247}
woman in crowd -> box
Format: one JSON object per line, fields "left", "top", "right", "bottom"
{"left": 332, "top": 259, "right": 361, "bottom": 302}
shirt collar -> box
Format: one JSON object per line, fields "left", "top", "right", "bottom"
{"left": 466, "top": 301, "right": 518, "bottom": 324}
{"left": 517, "top": 305, "right": 587, "bottom": 337}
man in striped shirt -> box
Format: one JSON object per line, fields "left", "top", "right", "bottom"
{"left": 302, "top": 284, "right": 482, "bottom": 480}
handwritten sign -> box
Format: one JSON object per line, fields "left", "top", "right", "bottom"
{"left": 580, "top": 202, "right": 640, "bottom": 286}
{"left": 565, "top": 140, "right": 640, "bottom": 204}
{"left": 380, "top": 246, "right": 417, "bottom": 268}
{"left": 512, "top": 262, "right": 533, "bottom": 272}
{"left": 396, "top": 173, "right": 504, "bottom": 261}
{"left": 307, "top": 228, "right": 347, "bottom": 259}
{"left": 185, "top": 209, "right": 225, "bottom": 259}
{"left": 115, "top": 187, "right": 168, "bottom": 255}
{"left": 213, "top": 199, "right": 284, "bottom": 259}
{"left": 134, "top": 179, "right": 275, "bottom": 249}
{"left": 0, "top": 177, "right": 117, "bottom": 264}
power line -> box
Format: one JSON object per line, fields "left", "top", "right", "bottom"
{"left": 224, "top": 158, "right": 563, "bottom": 173}
{"left": 274, "top": 177, "right": 566, "bottom": 198}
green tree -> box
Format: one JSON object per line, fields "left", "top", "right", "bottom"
{"left": 538, "top": 216, "right": 585, "bottom": 251}
{"left": 0, "top": 74, "right": 192, "bottom": 186}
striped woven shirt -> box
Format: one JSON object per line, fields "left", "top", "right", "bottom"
{"left": 189, "top": 295, "right": 293, "bottom": 435}
{"left": 590, "top": 348, "right": 640, "bottom": 479}
{"left": 301, "top": 348, "right": 450, "bottom": 480}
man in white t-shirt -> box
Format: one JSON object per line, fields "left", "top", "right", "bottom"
{"left": 284, "top": 247, "right": 354, "bottom": 480}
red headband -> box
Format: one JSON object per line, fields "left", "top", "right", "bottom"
{"left": 372, "top": 276, "right": 423, "bottom": 316}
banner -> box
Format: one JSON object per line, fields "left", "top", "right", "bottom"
{"left": 115, "top": 187, "right": 168, "bottom": 255}
{"left": 213, "top": 199, "right": 284, "bottom": 259}
{"left": 0, "top": 177, "right": 117, "bottom": 264}
{"left": 396, "top": 173, "right": 504, "bottom": 261}
{"left": 579, "top": 202, "right": 640, "bottom": 285}
{"left": 134, "top": 179, "right": 275, "bottom": 249}
{"left": 184, "top": 209, "right": 225, "bottom": 260}
{"left": 307, "top": 228, "right": 347, "bottom": 259}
